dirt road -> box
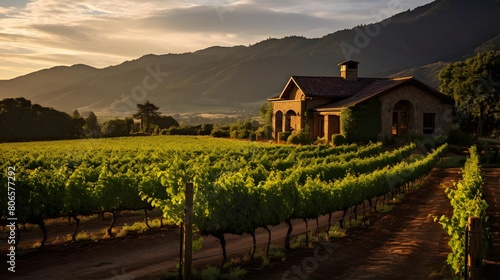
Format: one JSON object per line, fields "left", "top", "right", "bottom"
{"left": 246, "top": 167, "right": 458, "bottom": 280}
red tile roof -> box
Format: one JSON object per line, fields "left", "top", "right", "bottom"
{"left": 291, "top": 76, "right": 387, "bottom": 98}
{"left": 314, "top": 77, "right": 454, "bottom": 112}
{"left": 271, "top": 75, "right": 453, "bottom": 110}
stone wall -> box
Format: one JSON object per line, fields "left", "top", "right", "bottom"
{"left": 323, "top": 114, "right": 340, "bottom": 141}
{"left": 273, "top": 100, "right": 303, "bottom": 116}
{"left": 378, "top": 84, "right": 453, "bottom": 138}
{"left": 272, "top": 100, "right": 303, "bottom": 139}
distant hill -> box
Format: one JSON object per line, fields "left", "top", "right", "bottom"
{"left": 0, "top": 0, "right": 499, "bottom": 116}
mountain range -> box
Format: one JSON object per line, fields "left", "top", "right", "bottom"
{"left": 0, "top": 0, "right": 499, "bottom": 116}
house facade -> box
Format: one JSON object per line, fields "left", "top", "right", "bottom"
{"left": 269, "top": 61, "right": 454, "bottom": 142}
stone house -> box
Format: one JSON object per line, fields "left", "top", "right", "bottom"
{"left": 268, "top": 61, "right": 454, "bottom": 142}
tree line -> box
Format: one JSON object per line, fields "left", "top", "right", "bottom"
{"left": 0, "top": 99, "right": 179, "bottom": 142}
{"left": 0, "top": 98, "right": 85, "bottom": 142}
{"left": 0, "top": 99, "right": 273, "bottom": 143}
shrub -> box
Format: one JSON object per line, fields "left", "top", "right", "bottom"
{"left": 153, "top": 126, "right": 160, "bottom": 135}
{"left": 404, "top": 132, "right": 424, "bottom": 143}
{"left": 278, "top": 132, "right": 291, "bottom": 143}
{"left": 211, "top": 128, "right": 230, "bottom": 138}
{"left": 230, "top": 129, "right": 251, "bottom": 139}
{"left": 313, "top": 137, "right": 326, "bottom": 145}
{"left": 287, "top": 133, "right": 301, "bottom": 145}
{"left": 287, "top": 130, "right": 311, "bottom": 145}
{"left": 249, "top": 131, "right": 256, "bottom": 141}
{"left": 198, "top": 123, "right": 214, "bottom": 136}
{"left": 255, "top": 124, "right": 273, "bottom": 140}
{"left": 433, "top": 134, "right": 448, "bottom": 146}
{"left": 167, "top": 126, "right": 198, "bottom": 135}
{"left": 477, "top": 142, "right": 499, "bottom": 164}
{"left": 331, "top": 134, "right": 346, "bottom": 146}
{"left": 152, "top": 115, "right": 179, "bottom": 129}
{"left": 101, "top": 118, "right": 133, "bottom": 137}
{"left": 448, "top": 128, "right": 474, "bottom": 146}
{"left": 229, "top": 122, "right": 253, "bottom": 139}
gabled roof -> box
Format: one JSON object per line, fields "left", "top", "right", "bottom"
{"left": 269, "top": 73, "right": 454, "bottom": 111}
{"left": 314, "top": 77, "right": 454, "bottom": 112}
{"left": 274, "top": 76, "right": 387, "bottom": 99}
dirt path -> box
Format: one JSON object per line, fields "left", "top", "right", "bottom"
{"left": 245, "top": 167, "right": 460, "bottom": 280}
{"left": 2, "top": 167, "right": 498, "bottom": 280}
{"left": 1, "top": 201, "right": 350, "bottom": 279}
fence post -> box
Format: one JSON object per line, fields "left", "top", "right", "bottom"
{"left": 467, "top": 217, "right": 482, "bottom": 280}
{"left": 464, "top": 224, "right": 468, "bottom": 279}
{"left": 179, "top": 221, "right": 183, "bottom": 280}
{"left": 183, "top": 183, "right": 194, "bottom": 280}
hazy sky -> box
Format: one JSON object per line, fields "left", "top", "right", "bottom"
{"left": 0, "top": 0, "right": 433, "bottom": 80}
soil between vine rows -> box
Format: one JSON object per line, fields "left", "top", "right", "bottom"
{"left": 245, "top": 167, "right": 457, "bottom": 280}
{"left": 246, "top": 167, "right": 499, "bottom": 280}
{"left": 2, "top": 167, "right": 499, "bottom": 280}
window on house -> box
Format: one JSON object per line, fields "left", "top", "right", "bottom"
{"left": 392, "top": 112, "right": 398, "bottom": 135}
{"left": 423, "top": 113, "right": 435, "bottom": 134}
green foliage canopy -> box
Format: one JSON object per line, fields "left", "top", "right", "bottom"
{"left": 101, "top": 118, "right": 134, "bottom": 137}
{"left": 0, "top": 97, "right": 85, "bottom": 142}
{"left": 84, "top": 111, "right": 101, "bottom": 138}
{"left": 152, "top": 115, "right": 179, "bottom": 130}
{"left": 439, "top": 51, "right": 500, "bottom": 136}
{"left": 133, "top": 101, "right": 160, "bottom": 133}
{"left": 340, "top": 100, "right": 381, "bottom": 143}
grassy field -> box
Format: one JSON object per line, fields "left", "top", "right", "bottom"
{"left": 0, "top": 135, "right": 271, "bottom": 152}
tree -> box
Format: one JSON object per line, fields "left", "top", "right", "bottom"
{"left": 259, "top": 102, "right": 273, "bottom": 126}
{"left": 71, "top": 110, "right": 86, "bottom": 135}
{"left": 257, "top": 102, "right": 273, "bottom": 139}
{"left": 439, "top": 51, "right": 500, "bottom": 136}
{"left": 72, "top": 109, "right": 81, "bottom": 119}
{"left": 101, "top": 118, "right": 134, "bottom": 137}
{"left": 198, "top": 123, "right": 214, "bottom": 135}
{"left": 84, "top": 111, "right": 102, "bottom": 138}
{"left": 133, "top": 101, "right": 160, "bottom": 133}
{"left": 230, "top": 121, "right": 253, "bottom": 139}
{"left": 152, "top": 115, "right": 179, "bottom": 130}
{"left": 0, "top": 98, "right": 85, "bottom": 142}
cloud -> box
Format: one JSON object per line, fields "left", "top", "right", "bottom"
{"left": 0, "top": 0, "right": 434, "bottom": 80}
{"left": 141, "top": 5, "right": 338, "bottom": 35}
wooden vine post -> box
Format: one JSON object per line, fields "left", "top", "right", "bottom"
{"left": 466, "top": 217, "right": 482, "bottom": 280}
{"left": 183, "top": 183, "right": 194, "bottom": 280}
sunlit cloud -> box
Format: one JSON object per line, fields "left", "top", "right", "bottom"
{"left": 0, "top": 0, "right": 433, "bottom": 80}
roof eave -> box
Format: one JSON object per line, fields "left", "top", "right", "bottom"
{"left": 409, "top": 77, "right": 455, "bottom": 104}
{"left": 312, "top": 77, "right": 412, "bottom": 111}
{"left": 314, "top": 107, "right": 343, "bottom": 113}
{"left": 276, "top": 76, "right": 307, "bottom": 99}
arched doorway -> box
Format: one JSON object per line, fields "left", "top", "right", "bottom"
{"left": 285, "top": 110, "right": 297, "bottom": 132}
{"left": 392, "top": 100, "right": 413, "bottom": 136}
{"left": 275, "top": 111, "right": 283, "bottom": 134}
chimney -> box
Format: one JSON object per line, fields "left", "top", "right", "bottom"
{"left": 338, "top": 60, "right": 359, "bottom": 81}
